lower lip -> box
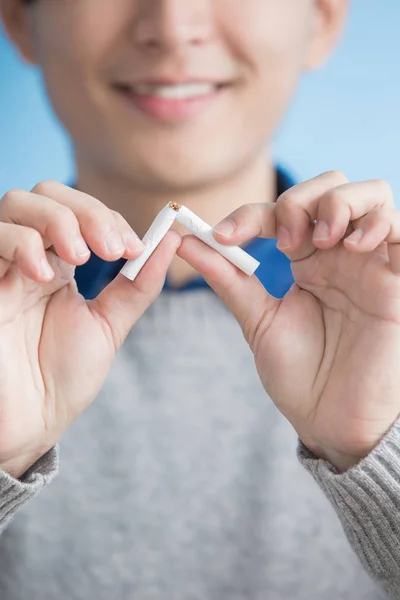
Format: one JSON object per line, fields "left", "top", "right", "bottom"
{"left": 117, "top": 88, "right": 223, "bottom": 123}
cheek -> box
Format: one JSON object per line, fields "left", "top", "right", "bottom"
{"left": 31, "top": 2, "right": 123, "bottom": 112}
{"left": 221, "top": 0, "right": 311, "bottom": 122}
{"left": 33, "top": 0, "right": 126, "bottom": 62}
{"left": 30, "top": 10, "right": 114, "bottom": 148}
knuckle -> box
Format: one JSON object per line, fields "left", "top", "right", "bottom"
{"left": 50, "top": 204, "right": 77, "bottom": 228}
{"left": 276, "top": 191, "right": 303, "bottom": 220}
{"left": 321, "top": 188, "right": 345, "bottom": 207}
{"left": 277, "top": 189, "right": 297, "bottom": 208}
{"left": 1, "top": 189, "right": 26, "bottom": 210}
{"left": 373, "top": 179, "right": 393, "bottom": 202}
{"left": 373, "top": 178, "right": 391, "bottom": 189}
{"left": 111, "top": 210, "right": 128, "bottom": 228}
{"left": 325, "top": 170, "right": 348, "bottom": 185}
{"left": 32, "top": 179, "right": 62, "bottom": 197}
{"left": 87, "top": 204, "right": 116, "bottom": 228}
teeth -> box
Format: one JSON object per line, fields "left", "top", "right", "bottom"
{"left": 132, "top": 83, "right": 216, "bottom": 99}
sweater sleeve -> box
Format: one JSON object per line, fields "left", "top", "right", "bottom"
{"left": 0, "top": 447, "right": 59, "bottom": 534}
{"left": 298, "top": 423, "right": 400, "bottom": 599}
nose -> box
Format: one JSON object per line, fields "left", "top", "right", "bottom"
{"left": 133, "top": 0, "right": 214, "bottom": 52}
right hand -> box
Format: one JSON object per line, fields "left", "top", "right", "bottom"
{"left": 0, "top": 181, "right": 180, "bottom": 479}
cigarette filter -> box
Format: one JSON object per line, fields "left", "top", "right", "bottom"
{"left": 120, "top": 203, "right": 177, "bottom": 281}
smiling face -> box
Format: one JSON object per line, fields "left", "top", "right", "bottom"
{"left": 3, "top": 0, "right": 347, "bottom": 193}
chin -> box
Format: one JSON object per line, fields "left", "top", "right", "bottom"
{"left": 117, "top": 138, "right": 244, "bottom": 192}
{"left": 129, "top": 159, "right": 229, "bottom": 192}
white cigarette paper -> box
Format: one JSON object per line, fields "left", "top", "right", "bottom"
{"left": 120, "top": 202, "right": 260, "bottom": 282}
{"left": 175, "top": 205, "right": 260, "bottom": 276}
{"left": 120, "top": 204, "right": 177, "bottom": 281}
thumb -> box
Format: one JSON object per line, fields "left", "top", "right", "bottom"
{"left": 177, "top": 234, "right": 280, "bottom": 351}
{"left": 90, "top": 230, "right": 181, "bottom": 352}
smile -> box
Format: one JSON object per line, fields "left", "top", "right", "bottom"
{"left": 114, "top": 81, "right": 228, "bottom": 123}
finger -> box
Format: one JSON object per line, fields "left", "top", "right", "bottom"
{"left": 0, "top": 189, "right": 91, "bottom": 266}
{"left": 30, "top": 181, "right": 144, "bottom": 261}
{"left": 312, "top": 179, "right": 394, "bottom": 249}
{"left": 213, "top": 203, "right": 277, "bottom": 244}
{"left": 213, "top": 171, "right": 348, "bottom": 262}
{"left": 89, "top": 231, "right": 181, "bottom": 353}
{"left": 111, "top": 211, "right": 145, "bottom": 258}
{"left": 0, "top": 222, "right": 54, "bottom": 282}
{"left": 342, "top": 207, "right": 400, "bottom": 274}
{"left": 178, "top": 234, "right": 280, "bottom": 352}
{"left": 344, "top": 208, "right": 397, "bottom": 250}
{"left": 274, "top": 171, "right": 349, "bottom": 261}
{"left": 0, "top": 250, "right": 78, "bottom": 318}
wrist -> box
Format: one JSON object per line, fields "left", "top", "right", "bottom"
{"left": 300, "top": 437, "right": 367, "bottom": 473}
{"left": 0, "top": 445, "right": 53, "bottom": 480}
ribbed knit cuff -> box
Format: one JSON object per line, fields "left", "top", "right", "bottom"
{"left": 298, "top": 424, "right": 400, "bottom": 598}
{"left": 0, "top": 446, "right": 59, "bottom": 533}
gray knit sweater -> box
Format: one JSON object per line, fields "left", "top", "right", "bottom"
{"left": 0, "top": 290, "right": 399, "bottom": 599}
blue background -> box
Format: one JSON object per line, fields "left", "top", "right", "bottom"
{"left": 1, "top": 0, "right": 399, "bottom": 200}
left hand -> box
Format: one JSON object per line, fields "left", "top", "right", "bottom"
{"left": 178, "top": 171, "right": 400, "bottom": 472}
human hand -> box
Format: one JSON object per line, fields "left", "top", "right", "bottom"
{"left": 0, "top": 181, "right": 180, "bottom": 478}
{"left": 179, "top": 171, "right": 400, "bottom": 472}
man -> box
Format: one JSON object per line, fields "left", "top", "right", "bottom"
{"left": 0, "top": 0, "right": 399, "bottom": 598}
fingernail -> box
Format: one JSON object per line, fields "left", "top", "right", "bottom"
{"left": 214, "top": 219, "right": 236, "bottom": 237}
{"left": 74, "top": 237, "right": 90, "bottom": 259}
{"left": 125, "top": 233, "right": 145, "bottom": 254}
{"left": 346, "top": 228, "right": 363, "bottom": 245}
{"left": 313, "top": 220, "right": 330, "bottom": 242}
{"left": 39, "top": 258, "right": 54, "bottom": 281}
{"left": 105, "top": 230, "right": 124, "bottom": 255}
{"left": 277, "top": 226, "right": 292, "bottom": 250}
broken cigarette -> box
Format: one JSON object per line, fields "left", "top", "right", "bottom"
{"left": 174, "top": 204, "right": 260, "bottom": 276}
{"left": 120, "top": 203, "right": 178, "bottom": 281}
{"left": 121, "top": 202, "right": 260, "bottom": 281}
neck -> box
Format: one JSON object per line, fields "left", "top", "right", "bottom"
{"left": 75, "top": 152, "right": 276, "bottom": 286}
